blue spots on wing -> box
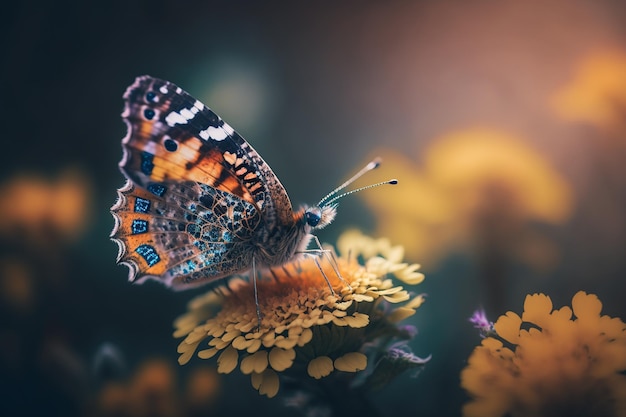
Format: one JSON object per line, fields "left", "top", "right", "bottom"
{"left": 134, "top": 197, "right": 151, "bottom": 213}
{"left": 131, "top": 219, "right": 148, "bottom": 234}
{"left": 141, "top": 152, "right": 154, "bottom": 175}
{"left": 147, "top": 183, "right": 167, "bottom": 197}
{"left": 135, "top": 244, "right": 160, "bottom": 267}
{"left": 186, "top": 224, "right": 200, "bottom": 238}
{"left": 166, "top": 243, "right": 229, "bottom": 278}
{"left": 193, "top": 240, "right": 206, "bottom": 251}
{"left": 185, "top": 260, "right": 197, "bottom": 272}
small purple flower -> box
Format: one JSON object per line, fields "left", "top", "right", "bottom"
{"left": 469, "top": 308, "right": 494, "bottom": 338}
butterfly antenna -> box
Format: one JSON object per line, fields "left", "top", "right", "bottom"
{"left": 323, "top": 179, "right": 398, "bottom": 206}
{"left": 318, "top": 158, "right": 382, "bottom": 206}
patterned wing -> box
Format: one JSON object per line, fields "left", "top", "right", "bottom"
{"left": 111, "top": 179, "right": 261, "bottom": 289}
{"left": 119, "top": 75, "right": 293, "bottom": 227}
{"left": 112, "top": 75, "right": 293, "bottom": 288}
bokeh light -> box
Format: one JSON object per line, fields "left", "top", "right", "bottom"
{"left": 2, "top": 1, "right": 626, "bottom": 416}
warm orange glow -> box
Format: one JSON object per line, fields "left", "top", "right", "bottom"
{"left": 0, "top": 169, "right": 91, "bottom": 243}
{"left": 552, "top": 49, "right": 626, "bottom": 128}
{"left": 360, "top": 129, "right": 573, "bottom": 269}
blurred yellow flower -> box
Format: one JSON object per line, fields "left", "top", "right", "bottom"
{"left": 0, "top": 168, "right": 92, "bottom": 244}
{"left": 552, "top": 49, "right": 626, "bottom": 129}
{"left": 461, "top": 291, "right": 626, "bottom": 417}
{"left": 360, "top": 129, "right": 573, "bottom": 269}
{"left": 95, "top": 358, "right": 222, "bottom": 417}
{"left": 174, "top": 232, "right": 426, "bottom": 398}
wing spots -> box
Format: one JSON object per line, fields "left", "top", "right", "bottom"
{"left": 134, "top": 197, "right": 151, "bottom": 213}
{"left": 131, "top": 219, "right": 149, "bottom": 234}
{"left": 165, "top": 104, "right": 200, "bottom": 127}
{"left": 223, "top": 151, "right": 237, "bottom": 166}
{"left": 221, "top": 152, "right": 262, "bottom": 194}
{"left": 193, "top": 100, "right": 204, "bottom": 111}
{"left": 199, "top": 125, "right": 230, "bottom": 141}
{"left": 143, "top": 108, "right": 156, "bottom": 120}
{"left": 248, "top": 182, "right": 262, "bottom": 193}
{"left": 146, "top": 91, "right": 158, "bottom": 103}
{"left": 135, "top": 244, "right": 160, "bottom": 267}
{"left": 163, "top": 137, "right": 178, "bottom": 152}
{"left": 141, "top": 152, "right": 154, "bottom": 175}
{"left": 147, "top": 183, "right": 167, "bottom": 197}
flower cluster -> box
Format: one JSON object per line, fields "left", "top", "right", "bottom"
{"left": 461, "top": 291, "right": 626, "bottom": 417}
{"left": 174, "top": 231, "right": 426, "bottom": 398}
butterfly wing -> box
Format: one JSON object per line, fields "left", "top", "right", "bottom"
{"left": 111, "top": 75, "right": 294, "bottom": 289}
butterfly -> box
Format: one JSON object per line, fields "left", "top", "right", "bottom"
{"left": 111, "top": 75, "right": 394, "bottom": 290}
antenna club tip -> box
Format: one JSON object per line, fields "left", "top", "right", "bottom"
{"left": 368, "top": 157, "right": 382, "bottom": 170}
{"left": 389, "top": 179, "right": 398, "bottom": 185}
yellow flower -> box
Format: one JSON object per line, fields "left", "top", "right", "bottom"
{"left": 360, "top": 130, "right": 573, "bottom": 269}
{"left": 94, "top": 357, "right": 222, "bottom": 417}
{"left": 0, "top": 168, "right": 92, "bottom": 244}
{"left": 174, "top": 232, "right": 426, "bottom": 398}
{"left": 461, "top": 291, "right": 626, "bottom": 417}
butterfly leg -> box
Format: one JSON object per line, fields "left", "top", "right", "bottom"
{"left": 312, "top": 255, "right": 336, "bottom": 296}
{"left": 307, "top": 235, "right": 352, "bottom": 290}
{"left": 252, "top": 257, "right": 262, "bottom": 331}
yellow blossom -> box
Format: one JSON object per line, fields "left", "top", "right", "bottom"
{"left": 0, "top": 168, "right": 91, "bottom": 243}
{"left": 461, "top": 291, "right": 626, "bottom": 417}
{"left": 174, "top": 232, "right": 426, "bottom": 398}
{"left": 360, "top": 131, "right": 573, "bottom": 270}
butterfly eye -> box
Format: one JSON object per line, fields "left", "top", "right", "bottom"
{"left": 146, "top": 91, "right": 157, "bottom": 103}
{"left": 305, "top": 210, "right": 321, "bottom": 227}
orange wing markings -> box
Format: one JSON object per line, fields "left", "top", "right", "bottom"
{"left": 122, "top": 233, "right": 169, "bottom": 275}
{"left": 125, "top": 138, "right": 256, "bottom": 205}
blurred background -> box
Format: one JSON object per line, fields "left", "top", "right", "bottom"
{"left": 2, "top": 1, "right": 626, "bottom": 416}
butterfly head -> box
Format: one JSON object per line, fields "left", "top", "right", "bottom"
{"left": 301, "top": 158, "right": 396, "bottom": 231}
{"left": 304, "top": 204, "right": 338, "bottom": 230}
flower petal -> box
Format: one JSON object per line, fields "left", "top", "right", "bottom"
{"left": 343, "top": 313, "right": 370, "bottom": 328}
{"left": 217, "top": 346, "right": 238, "bottom": 374}
{"left": 334, "top": 352, "right": 367, "bottom": 372}
{"left": 178, "top": 348, "right": 195, "bottom": 365}
{"left": 572, "top": 291, "right": 602, "bottom": 320}
{"left": 297, "top": 328, "right": 313, "bottom": 346}
{"left": 387, "top": 307, "right": 416, "bottom": 323}
{"left": 268, "top": 347, "right": 296, "bottom": 372}
{"left": 494, "top": 311, "right": 522, "bottom": 344}
{"left": 521, "top": 293, "right": 553, "bottom": 327}
{"left": 307, "top": 356, "right": 334, "bottom": 379}
{"left": 251, "top": 369, "right": 279, "bottom": 398}
{"left": 383, "top": 291, "right": 410, "bottom": 303}
{"left": 240, "top": 350, "right": 268, "bottom": 375}
{"left": 198, "top": 348, "right": 218, "bottom": 359}
{"left": 405, "top": 294, "right": 426, "bottom": 309}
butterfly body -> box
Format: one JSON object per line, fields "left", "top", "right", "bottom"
{"left": 111, "top": 76, "right": 337, "bottom": 289}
